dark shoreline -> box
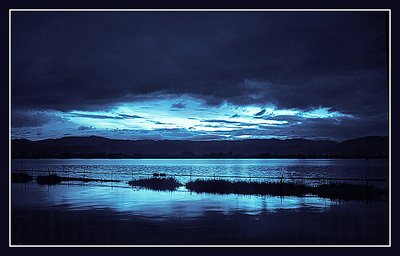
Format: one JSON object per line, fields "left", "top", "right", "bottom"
{"left": 12, "top": 135, "right": 389, "bottom": 159}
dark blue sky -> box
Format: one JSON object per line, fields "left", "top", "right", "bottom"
{"left": 11, "top": 11, "right": 389, "bottom": 141}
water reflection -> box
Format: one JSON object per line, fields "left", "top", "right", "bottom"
{"left": 12, "top": 182, "right": 336, "bottom": 219}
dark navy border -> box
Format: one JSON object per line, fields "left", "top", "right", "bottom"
{"left": 1, "top": 1, "right": 398, "bottom": 256}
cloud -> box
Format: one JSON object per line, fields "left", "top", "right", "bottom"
{"left": 12, "top": 110, "right": 62, "bottom": 128}
{"left": 202, "top": 119, "right": 242, "bottom": 124}
{"left": 11, "top": 11, "right": 388, "bottom": 140}
{"left": 69, "top": 112, "right": 142, "bottom": 120}
{"left": 69, "top": 113, "right": 123, "bottom": 119}
{"left": 119, "top": 114, "right": 143, "bottom": 119}
{"left": 12, "top": 12, "right": 387, "bottom": 115}
{"left": 170, "top": 102, "right": 186, "bottom": 109}
{"left": 254, "top": 109, "right": 266, "bottom": 116}
{"left": 78, "top": 125, "right": 94, "bottom": 130}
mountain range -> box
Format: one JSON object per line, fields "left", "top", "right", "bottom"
{"left": 11, "top": 136, "right": 389, "bottom": 159}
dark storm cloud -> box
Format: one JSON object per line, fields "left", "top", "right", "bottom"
{"left": 12, "top": 12, "right": 388, "bottom": 112}
{"left": 11, "top": 11, "right": 388, "bottom": 139}
{"left": 229, "top": 115, "right": 387, "bottom": 141}
{"left": 265, "top": 115, "right": 303, "bottom": 122}
{"left": 12, "top": 110, "right": 62, "bottom": 128}
{"left": 281, "top": 116, "right": 388, "bottom": 141}
{"left": 68, "top": 113, "right": 123, "bottom": 119}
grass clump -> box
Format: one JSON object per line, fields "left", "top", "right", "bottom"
{"left": 185, "top": 179, "right": 308, "bottom": 197}
{"left": 314, "top": 183, "right": 387, "bottom": 200}
{"left": 60, "top": 177, "right": 120, "bottom": 183}
{"left": 12, "top": 172, "right": 33, "bottom": 183}
{"left": 128, "top": 177, "right": 182, "bottom": 191}
{"left": 153, "top": 173, "right": 167, "bottom": 177}
{"left": 36, "top": 175, "right": 120, "bottom": 185}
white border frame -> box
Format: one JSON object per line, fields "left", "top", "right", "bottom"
{"left": 8, "top": 8, "right": 392, "bottom": 248}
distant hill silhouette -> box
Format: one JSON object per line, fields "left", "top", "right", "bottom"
{"left": 11, "top": 136, "right": 388, "bottom": 159}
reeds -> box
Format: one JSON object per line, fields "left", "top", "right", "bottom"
{"left": 185, "top": 179, "right": 308, "bottom": 197}
{"left": 26, "top": 172, "right": 387, "bottom": 201}
{"left": 12, "top": 172, "right": 33, "bottom": 183}
{"left": 36, "top": 174, "right": 120, "bottom": 185}
{"left": 185, "top": 179, "right": 387, "bottom": 200}
{"left": 128, "top": 177, "right": 182, "bottom": 191}
{"left": 60, "top": 177, "right": 120, "bottom": 183}
{"left": 314, "top": 183, "right": 387, "bottom": 200}
{"left": 36, "top": 174, "right": 62, "bottom": 185}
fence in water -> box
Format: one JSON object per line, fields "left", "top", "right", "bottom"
{"left": 11, "top": 168, "right": 387, "bottom": 184}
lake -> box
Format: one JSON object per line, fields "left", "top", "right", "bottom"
{"left": 11, "top": 158, "right": 389, "bottom": 245}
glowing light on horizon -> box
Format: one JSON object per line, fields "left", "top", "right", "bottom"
{"left": 65, "top": 98, "right": 353, "bottom": 134}
{"left": 12, "top": 95, "right": 355, "bottom": 140}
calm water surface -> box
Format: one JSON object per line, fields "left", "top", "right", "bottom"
{"left": 11, "top": 159, "right": 389, "bottom": 244}
{"left": 12, "top": 158, "right": 388, "bottom": 181}
{"left": 12, "top": 158, "right": 388, "bottom": 218}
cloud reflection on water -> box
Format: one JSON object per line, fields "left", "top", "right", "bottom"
{"left": 12, "top": 182, "right": 335, "bottom": 220}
